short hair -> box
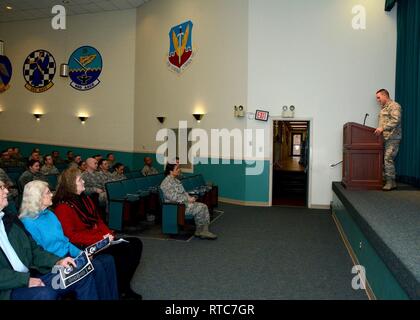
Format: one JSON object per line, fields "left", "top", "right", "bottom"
{"left": 164, "top": 163, "right": 177, "bottom": 176}
{"left": 113, "top": 162, "right": 124, "bottom": 171}
{"left": 376, "top": 89, "right": 390, "bottom": 98}
{"left": 27, "top": 159, "right": 40, "bottom": 168}
{"left": 106, "top": 153, "right": 113, "bottom": 158}
{"left": 19, "top": 180, "right": 49, "bottom": 219}
{"left": 98, "top": 159, "right": 107, "bottom": 167}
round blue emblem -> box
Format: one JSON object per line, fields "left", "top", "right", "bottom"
{"left": 68, "top": 46, "right": 103, "bottom": 91}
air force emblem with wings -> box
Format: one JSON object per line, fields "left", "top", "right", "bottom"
{"left": 167, "top": 20, "right": 194, "bottom": 74}
{"left": 68, "top": 46, "right": 103, "bottom": 91}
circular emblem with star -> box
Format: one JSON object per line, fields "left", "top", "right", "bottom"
{"left": 0, "top": 55, "right": 12, "bottom": 93}
{"left": 68, "top": 46, "right": 102, "bottom": 91}
{"left": 22, "top": 49, "right": 56, "bottom": 93}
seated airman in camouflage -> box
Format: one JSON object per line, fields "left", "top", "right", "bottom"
{"left": 160, "top": 162, "right": 217, "bottom": 240}
{"left": 40, "top": 155, "right": 59, "bottom": 175}
{"left": 81, "top": 158, "right": 107, "bottom": 206}
{"left": 141, "top": 157, "right": 159, "bottom": 176}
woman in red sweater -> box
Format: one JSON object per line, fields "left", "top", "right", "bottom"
{"left": 53, "top": 167, "right": 143, "bottom": 300}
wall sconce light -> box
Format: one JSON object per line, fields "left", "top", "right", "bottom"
{"left": 33, "top": 113, "right": 43, "bottom": 121}
{"left": 193, "top": 113, "right": 204, "bottom": 123}
{"left": 234, "top": 105, "right": 245, "bottom": 118}
{"left": 60, "top": 63, "right": 69, "bottom": 77}
{"left": 157, "top": 116, "right": 166, "bottom": 124}
{"left": 78, "top": 116, "right": 88, "bottom": 124}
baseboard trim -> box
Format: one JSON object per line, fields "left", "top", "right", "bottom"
{"left": 332, "top": 211, "right": 376, "bottom": 300}
{"left": 310, "top": 204, "right": 330, "bottom": 210}
{"left": 219, "top": 197, "right": 270, "bottom": 207}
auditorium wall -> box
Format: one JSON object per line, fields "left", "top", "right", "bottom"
{"left": 0, "top": 0, "right": 398, "bottom": 206}
{"left": 246, "top": 0, "right": 397, "bottom": 206}
{"left": 0, "top": 9, "right": 136, "bottom": 152}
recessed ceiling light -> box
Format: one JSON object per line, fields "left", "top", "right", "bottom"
{"left": 5, "top": 5, "right": 13, "bottom": 10}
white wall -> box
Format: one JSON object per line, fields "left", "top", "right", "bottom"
{"left": 247, "top": 0, "right": 397, "bottom": 206}
{"left": 134, "top": 0, "right": 248, "bottom": 155}
{"left": 0, "top": 9, "right": 136, "bottom": 152}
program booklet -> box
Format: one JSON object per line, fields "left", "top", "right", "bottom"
{"left": 59, "top": 251, "right": 94, "bottom": 289}
{"left": 85, "top": 236, "right": 129, "bottom": 256}
{"left": 85, "top": 236, "right": 111, "bottom": 256}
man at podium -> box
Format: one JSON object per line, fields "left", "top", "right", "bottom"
{"left": 374, "top": 89, "right": 402, "bottom": 191}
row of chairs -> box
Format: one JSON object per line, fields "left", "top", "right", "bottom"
{"left": 105, "top": 174, "right": 165, "bottom": 230}
{"left": 105, "top": 173, "right": 219, "bottom": 235}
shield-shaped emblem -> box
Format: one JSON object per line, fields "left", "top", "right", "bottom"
{"left": 0, "top": 55, "right": 12, "bottom": 93}
{"left": 167, "top": 20, "right": 194, "bottom": 73}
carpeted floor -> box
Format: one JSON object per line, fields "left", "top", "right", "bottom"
{"left": 130, "top": 204, "right": 368, "bottom": 300}
{"left": 118, "top": 210, "right": 224, "bottom": 242}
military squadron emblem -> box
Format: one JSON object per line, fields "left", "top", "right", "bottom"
{"left": 167, "top": 20, "right": 194, "bottom": 74}
{"left": 0, "top": 55, "right": 12, "bottom": 93}
{"left": 68, "top": 46, "right": 102, "bottom": 91}
{"left": 23, "top": 49, "right": 56, "bottom": 93}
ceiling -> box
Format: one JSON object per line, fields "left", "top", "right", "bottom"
{"left": 0, "top": 0, "right": 150, "bottom": 23}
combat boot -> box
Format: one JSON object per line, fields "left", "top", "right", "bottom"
{"left": 198, "top": 224, "right": 217, "bottom": 240}
{"left": 194, "top": 225, "right": 203, "bottom": 237}
{"left": 383, "top": 179, "right": 396, "bottom": 191}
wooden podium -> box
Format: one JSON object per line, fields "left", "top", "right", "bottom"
{"left": 342, "top": 122, "right": 384, "bottom": 190}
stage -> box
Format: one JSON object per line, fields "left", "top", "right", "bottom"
{"left": 332, "top": 182, "right": 420, "bottom": 300}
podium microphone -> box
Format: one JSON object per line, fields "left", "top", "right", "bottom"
{"left": 363, "top": 113, "right": 369, "bottom": 126}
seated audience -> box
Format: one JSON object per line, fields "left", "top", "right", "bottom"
{"left": 53, "top": 167, "right": 143, "bottom": 299}
{"left": 52, "top": 151, "right": 65, "bottom": 165}
{"left": 65, "top": 151, "right": 74, "bottom": 164}
{"left": 93, "top": 155, "right": 103, "bottom": 163}
{"left": 81, "top": 158, "right": 107, "bottom": 206}
{"left": 68, "top": 155, "right": 82, "bottom": 169}
{"left": 78, "top": 160, "right": 87, "bottom": 172}
{"left": 0, "top": 149, "right": 14, "bottom": 167}
{"left": 98, "top": 159, "right": 114, "bottom": 184}
{"left": 19, "top": 181, "right": 119, "bottom": 300}
{"left": 9, "top": 148, "right": 24, "bottom": 166}
{"left": 141, "top": 157, "right": 159, "bottom": 176}
{"left": 160, "top": 162, "right": 217, "bottom": 240}
{"left": 40, "top": 155, "right": 59, "bottom": 175}
{"left": 0, "top": 180, "right": 100, "bottom": 300}
{"left": 107, "top": 153, "right": 116, "bottom": 168}
{"left": 18, "top": 160, "right": 46, "bottom": 192}
{"left": 29, "top": 150, "right": 43, "bottom": 164}
{"left": 112, "top": 163, "right": 126, "bottom": 181}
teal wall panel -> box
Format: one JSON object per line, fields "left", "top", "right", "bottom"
{"left": 244, "top": 160, "right": 270, "bottom": 202}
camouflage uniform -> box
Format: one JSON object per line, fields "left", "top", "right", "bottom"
{"left": 141, "top": 165, "right": 159, "bottom": 177}
{"left": 81, "top": 170, "right": 107, "bottom": 206}
{"left": 18, "top": 170, "right": 47, "bottom": 192}
{"left": 379, "top": 100, "right": 402, "bottom": 181}
{"left": 97, "top": 171, "right": 115, "bottom": 187}
{"left": 40, "top": 164, "right": 59, "bottom": 175}
{"left": 112, "top": 172, "right": 126, "bottom": 181}
{"left": 160, "top": 175, "right": 210, "bottom": 226}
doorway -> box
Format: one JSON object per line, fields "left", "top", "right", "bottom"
{"left": 272, "top": 121, "right": 309, "bottom": 207}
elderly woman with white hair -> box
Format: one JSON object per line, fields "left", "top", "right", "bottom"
{"left": 0, "top": 180, "right": 99, "bottom": 300}
{"left": 19, "top": 180, "right": 119, "bottom": 300}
